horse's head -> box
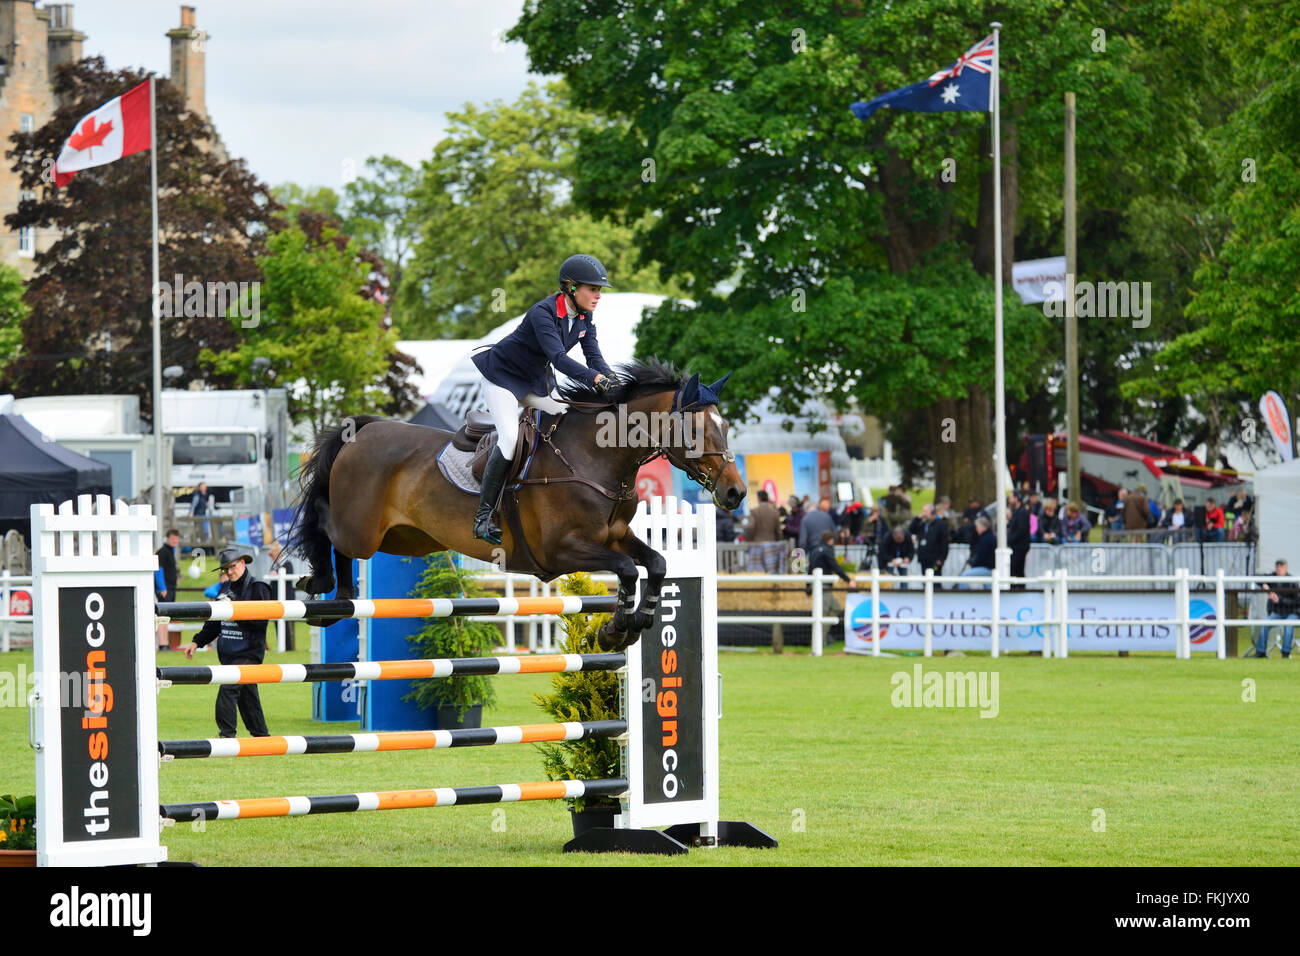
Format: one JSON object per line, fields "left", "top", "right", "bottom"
{"left": 666, "top": 372, "right": 746, "bottom": 513}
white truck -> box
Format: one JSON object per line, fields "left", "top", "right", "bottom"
{"left": 163, "top": 389, "right": 291, "bottom": 517}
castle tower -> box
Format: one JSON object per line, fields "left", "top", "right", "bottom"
{"left": 166, "top": 5, "right": 205, "bottom": 117}
{"left": 45, "top": 3, "right": 84, "bottom": 74}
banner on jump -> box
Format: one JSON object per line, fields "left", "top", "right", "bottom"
{"left": 843, "top": 589, "right": 1222, "bottom": 653}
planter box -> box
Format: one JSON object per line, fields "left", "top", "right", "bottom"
{"left": 435, "top": 704, "right": 482, "bottom": 730}
{"left": 0, "top": 849, "right": 36, "bottom": 867}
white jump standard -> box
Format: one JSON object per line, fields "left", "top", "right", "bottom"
{"left": 29, "top": 494, "right": 776, "bottom": 865}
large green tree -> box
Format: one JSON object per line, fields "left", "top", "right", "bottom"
{"left": 398, "top": 81, "right": 682, "bottom": 339}
{"left": 202, "top": 212, "right": 398, "bottom": 434}
{"left": 0, "top": 265, "right": 28, "bottom": 369}
{"left": 1, "top": 58, "right": 275, "bottom": 419}
{"left": 341, "top": 156, "right": 421, "bottom": 315}
{"left": 509, "top": 0, "right": 1228, "bottom": 501}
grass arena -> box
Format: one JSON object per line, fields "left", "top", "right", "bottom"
{"left": 7, "top": 497, "right": 1299, "bottom": 866}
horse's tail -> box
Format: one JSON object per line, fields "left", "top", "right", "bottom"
{"left": 287, "top": 415, "right": 385, "bottom": 579}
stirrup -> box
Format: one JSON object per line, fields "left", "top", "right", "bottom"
{"left": 474, "top": 509, "right": 502, "bottom": 545}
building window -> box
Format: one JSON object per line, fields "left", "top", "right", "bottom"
{"left": 20, "top": 113, "right": 34, "bottom": 133}
{"left": 18, "top": 190, "right": 34, "bottom": 257}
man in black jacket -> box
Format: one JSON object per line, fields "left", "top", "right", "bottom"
{"left": 155, "top": 528, "right": 180, "bottom": 651}
{"left": 915, "top": 504, "right": 950, "bottom": 581}
{"left": 1252, "top": 559, "right": 1299, "bottom": 659}
{"left": 804, "top": 530, "right": 853, "bottom": 595}
{"left": 180, "top": 547, "right": 272, "bottom": 737}
{"left": 1007, "top": 493, "right": 1032, "bottom": 589}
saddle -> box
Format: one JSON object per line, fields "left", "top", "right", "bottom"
{"left": 450, "top": 408, "right": 552, "bottom": 484}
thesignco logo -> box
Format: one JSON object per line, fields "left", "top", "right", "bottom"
{"left": 890, "top": 663, "right": 1000, "bottom": 718}
{"left": 1188, "top": 599, "right": 1216, "bottom": 645}
{"left": 850, "top": 599, "right": 890, "bottom": 641}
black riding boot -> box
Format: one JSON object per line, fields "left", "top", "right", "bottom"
{"left": 473, "top": 447, "right": 510, "bottom": 545}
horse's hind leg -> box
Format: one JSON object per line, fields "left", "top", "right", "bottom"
{"left": 334, "top": 547, "right": 357, "bottom": 601}
{"left": 297, "top": 496, "right": 337, "bottom": 596}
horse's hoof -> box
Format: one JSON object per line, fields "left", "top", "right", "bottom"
{"left": 622, "top": 631, "right": 642, "bottom": 651}
{"left": 597, "top": 620, "right": 627, "bottom": 652}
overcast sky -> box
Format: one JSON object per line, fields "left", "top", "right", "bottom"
{"left": 73, "top": 0, "right": 545, "bottom": 188}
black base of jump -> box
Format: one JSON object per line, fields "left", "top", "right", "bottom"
{"left": 563, "top": 820, "right": 779, "bottom": 855}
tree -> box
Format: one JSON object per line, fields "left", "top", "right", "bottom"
{"left": 398, "top": 81, "right": 682, "bottom": 339}
{"left": 341, "top": 156, "right": 421, "bottom": 315}
{"left": 271, "top": 182, "right": 342, "bottom": 223}
{"left": 509, "top": 0, "right": 1230, "bottom": 502}
{"left": 202, "top": 214, "right": 397, "bottom": 435}
{"left": 0, "top": 58, "right": 276, "bottom": 417}
{"left": 0, "top": 265, "right": 28, "bottom": 369}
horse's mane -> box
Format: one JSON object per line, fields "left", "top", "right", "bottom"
{"left": 556, "top": 357, "right": 686, "bottom": 408}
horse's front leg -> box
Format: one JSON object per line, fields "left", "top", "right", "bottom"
{"left": 611, "top": 533, "right": 667, "bottom": 641}
{"left": 551, "top": 540, "right": 642, "bottom": 652}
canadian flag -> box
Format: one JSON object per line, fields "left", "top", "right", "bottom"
{"left": 54, "top": 80, "right": 152, "bottom": 187}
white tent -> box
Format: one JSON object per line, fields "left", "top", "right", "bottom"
{"left": 1256, "top": 457, "right": 1300, "bottom": 567}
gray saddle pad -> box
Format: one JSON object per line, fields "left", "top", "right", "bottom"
{"left": 437, "top": 444, "right": 481, "bottom": 495}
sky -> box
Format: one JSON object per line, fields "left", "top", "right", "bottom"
{"left": 71, "top": 0, "right": 545, "bottom": 189}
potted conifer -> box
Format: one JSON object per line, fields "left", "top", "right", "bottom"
{"left": 0, "top": 794, "right": 36, "bottom": 866}
{"left": 405, "top": 556, "right": 498, "bottom": 728}
{"left": 533, "top": 572, "right": 623, "bottom": 836}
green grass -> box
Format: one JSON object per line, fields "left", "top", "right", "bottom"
{"left": 3, "top": 645, "right": 1296, "bottom": 865}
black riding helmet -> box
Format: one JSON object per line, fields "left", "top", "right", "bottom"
{"left": 559, "top": 254, "right": 612, "bottom": 295}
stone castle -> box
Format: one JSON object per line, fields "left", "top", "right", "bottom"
{"left": 0, "top": 2, "right": 209, "bottom": 274}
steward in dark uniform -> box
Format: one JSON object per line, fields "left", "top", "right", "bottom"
{"left": 182, "top": 547, "right": 271, "bottom": 737}
{"left": 469, "top": 253, "right": 617, "bottom": 544}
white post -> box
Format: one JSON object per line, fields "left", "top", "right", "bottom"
{"left": 923, "top": 568, "right": 934, "bottom": 658}
{"left": 870, "top": 566, "right": 881, "bottom": 657}
{"left": 1, "top": 568, "right": 9, "bottom": 654}
{"left": 811, "top": 568, "right": 824, "bottom": 657}
{"left": 1041, "top": 569, "right": 1053, "bottom": 657}
{"left": 32, "top": 496, "right": 167, "bottom": 866}
{"left": 990, "top": 564, "right": 1001, "bottom": 658}
{"left": 275, "top": 569, "right": 286, "bottom": 653}
{"left": 1215, "top": 569, "right": 1226, "bottom": 660}
{"left": 1057, "top": 568, "right": 1070, "bottom": 659}
{"left": 541, "top": 579, "right": 552, "bottom": 652}
{"left": 504, "top": 573, "right": 516, "bottom": 653}
{"left": 528, "top": 577, "right": 539, "bottom": 652}
{"left": 149, "top": 76, "right": 165, "bottom": 544}
{"left": 1176, "top": 567, "right": 1190, "bottom": 659}
{"left": 991, "top": 21, "right": 1009, "bottom": 577}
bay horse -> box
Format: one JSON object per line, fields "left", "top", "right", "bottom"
{"left": 287, "top": 360, "right": 744, "bottom": 650}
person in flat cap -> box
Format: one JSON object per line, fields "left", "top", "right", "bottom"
{"left": 181, "top": 546, "right": 272, "bottom": 737}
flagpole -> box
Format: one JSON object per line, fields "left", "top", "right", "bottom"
{"left": 991, "top": 22, "right": 1009, "bottom": 576}
{"left": 150, "top": 76, "right": 164, "bottom": 541}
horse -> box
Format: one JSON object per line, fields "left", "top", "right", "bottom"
{"left": 287, "top": 360, "right": 745, "bottom": 650}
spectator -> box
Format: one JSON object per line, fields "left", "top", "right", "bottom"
{"left": 843, "top": 501, "right": 867, "bottom": 541}
{"left": 1124, "top": 485, "right": 1150, "bottom": 531}
{"left": 1227, "top": 487, "right": 1254, "bottom": 520}
{"left": 935, "top": 496, "right": 955, "bottom": 531}
{"left": 191, "top": 481, "right": 212, "bottom": 540}
{"left": 745, "top": 490, "right": 785, "bottom": 573}
{"left": 962, "top": 497, "right": 986, "bottom": 525}
{"left": 1007, "top": 492, "right": 1032, "bottom": 587}
{"left": 877, "top": 525, "right": 914, "bottom": 579}
{"left": 1148, "top": 494, "right": 1163, "bottom": 528}
{"left": 782, "top": 495, "right": 805, "bottom": 542}
{"left": 1026, "top": 490, "right": 1043, "bottom": 517}
{"left": 180, "top": 548, "right": 272, "bottom": 738}
{"left": 1161, "top": 499, "right": 1187, "bottom": 530}
{"left": 715, "top": 508, "right": 737, "bottom": 543}
{"left": 952, "top": 514, "right": 975, "bottom": 546}
{"left": 268, "top": 540, "right": 297, "bottom": 651}
{"left": 805, "top": 530, "right": 853, "bottom": 595}
{"left": 960, "top": 516, "right": 996, "bottom": 585}
{"left": 1035, "top": 499, "right": 1061, "bottom": 545}
{"left": 1231, "top": 508, "right": 1255, "bottom": 543}
{"left": 1201, "top": 497, "right": 1226, "bottom": 543}
{"left": 154, "top": 528, "right": 180, "bottom": 651}
{"left": 1060, "top": 501, "right": 1091, "bottom": 543}
{"left": 1105, "top": 489, "right": 1127, "bottom": 530}
{"left": 1251, "top": 559, "right": 1298, "bottom": 659}
{"left": 798, "top": 497, "right": 837, "bottom": 553}
{"left": 915, "top": 503, "right": 949, "bottom": 578}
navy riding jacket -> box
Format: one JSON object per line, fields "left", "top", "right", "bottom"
{"left": 472, "top": 293, "right": 613, "bottom": 400}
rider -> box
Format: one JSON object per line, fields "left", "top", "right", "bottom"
{"left": 470, "top": 253, "right": 617, "bottom": 544}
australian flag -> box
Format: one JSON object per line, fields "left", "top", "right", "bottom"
{"left": 851, "top": 34, "right": 995, "bottom": 121}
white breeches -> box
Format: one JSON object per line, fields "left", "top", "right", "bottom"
{"left": 482, "top": 381, "right": 566, "bottom": 460}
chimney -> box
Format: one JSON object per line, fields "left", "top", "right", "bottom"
{"left": 47, "top": 4, "right": 87, "bottom": 73}
{"left": 166, "top": 5, "right": 205, "bottom": 116}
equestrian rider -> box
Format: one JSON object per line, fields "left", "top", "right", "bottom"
{"left": 470, "top": 253, "right": 617, "bottom": 544}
